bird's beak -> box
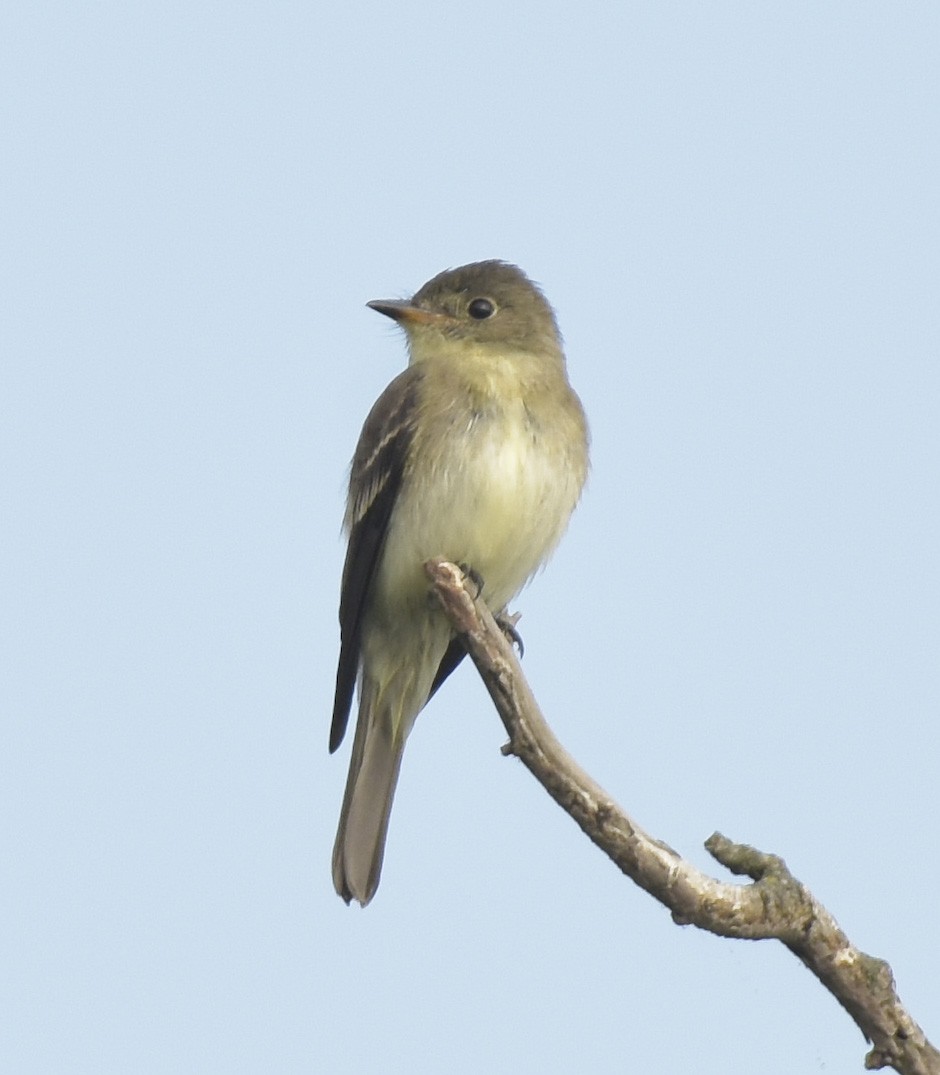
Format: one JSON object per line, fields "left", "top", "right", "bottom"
{"left": 367, "top": 300, "right": 447, "bottom": 326}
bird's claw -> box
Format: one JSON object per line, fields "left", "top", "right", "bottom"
{"left": 495, "top": 612, "right": 525, "bottom": 658}
{"left": 456, "top": 563, "right": 524, "bottom": 656}
{"left": 457, "top": 562, "right": 484, "bottom": 598}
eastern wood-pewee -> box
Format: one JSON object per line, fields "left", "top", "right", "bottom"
{"left": 330, "top": 260, "right": 589, "bottom": 905}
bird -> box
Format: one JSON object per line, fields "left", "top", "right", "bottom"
{"left": 330, "top": 260, "right": 589, "bottom": 905}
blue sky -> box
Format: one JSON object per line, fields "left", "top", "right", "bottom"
{"left": 3, "top": 3, "right": 938, "bottom": 1072}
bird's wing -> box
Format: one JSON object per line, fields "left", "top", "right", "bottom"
{"left": 329, "top": 367, "right": 423, "bottom": 753}
{"left": 427, "top": 637, "right": 467, "bottom": 700}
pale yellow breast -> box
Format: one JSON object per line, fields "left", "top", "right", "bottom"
{"left": 378, "top": 396, "right": 582, "bottom": 616}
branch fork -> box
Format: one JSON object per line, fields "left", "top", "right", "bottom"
{"left": 425, "top": 558, "right": 938, "bottom": 1075}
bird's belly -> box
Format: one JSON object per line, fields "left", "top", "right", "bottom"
{"left": 378, "top": 413, "right": 578, "bottom": 615}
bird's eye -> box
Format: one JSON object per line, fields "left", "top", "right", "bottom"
{"left": 467, "top": 297, "right": 496, "bottom": 320}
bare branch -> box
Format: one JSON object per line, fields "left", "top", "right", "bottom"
{"left": 425, "top": 559, "right": 939, "bottom": 1075}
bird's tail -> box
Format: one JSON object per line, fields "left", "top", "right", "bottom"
{"left": 331, "top": 679, "right": 407, "bottom": 906}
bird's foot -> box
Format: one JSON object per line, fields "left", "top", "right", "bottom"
{"left": 495, "top": 611, "right": 525, "bottom": 658}
{"left": 457, "top": 562, "right": 485, "bottom": 598}
{"left": 454, "top": 563, "right": 524, "bottom": 656}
